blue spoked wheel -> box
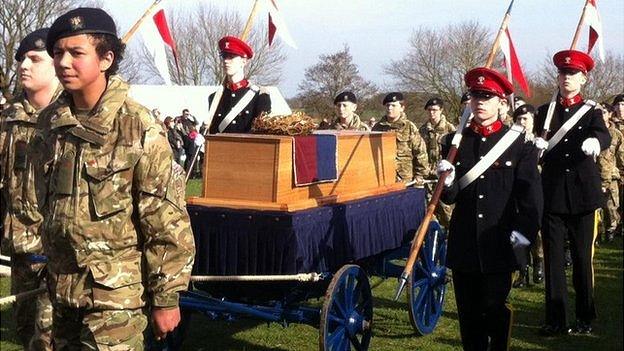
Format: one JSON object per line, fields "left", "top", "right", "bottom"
{"left": 320, "top": 264, "right": 373, "bottom": 351}
{"left": 408, "top": 223, "right": 447, "bottom": 335}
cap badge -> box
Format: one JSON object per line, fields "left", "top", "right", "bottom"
{"left": 564, "top": 57, "right": 571, "bottom": 64}
{"left": 34, "top": 38, "right": 45, "bottom": 49}
{"left": 477, "top": 76, "right": 485, "bottom": 85}
{"left": 344, "top": 96, "right": 348, "bottom": 101}
{"left": 69, "top": 16, "right": 84, "bottom": 30}
{"left": 224, "top": 41, "right": 230, "bottom": 49}
{"left": 392, "top": 96, "right": 397, "bottom": 101}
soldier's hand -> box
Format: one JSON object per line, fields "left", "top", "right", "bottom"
{"left": 151, "top": 306, "right": 181, "bottom": 340}
{"left": 534, "top": 137, "right": 549, "bottom": 151}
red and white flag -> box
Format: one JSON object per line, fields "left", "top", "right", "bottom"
{"left": 139, "top": 5, "right": 179, "bottom": 85}
{"left": 264, "top": 0, "right": 297, "bottom": 48}
{"left": 499, "top": 28, "right": 531, "bottom": 98}
{"left": 584, "top": 0, "right": 605, "bottom": 61}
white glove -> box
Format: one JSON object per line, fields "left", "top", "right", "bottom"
{"left": 581, "top": 137, "right": 600, "bottom": 158}
{"left": 180, "top": 153, "right": 187, "bottom": 162}
{"left": 194, "top": 134, "right": 205, "bottom": 147}
{"left": 436, "top": 160, "right": 455, "bottom": 187}
{"left": 534, "top": 137, "right": 549, "bottom": 151}
{"left": 510, "top": 230, "right": 530, "bottom": 249}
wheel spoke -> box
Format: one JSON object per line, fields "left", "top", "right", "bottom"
{"left": 328, "top": 312, "right": 345, "bottom": 325}
{"left": 327, "top": 326, "right": 346, "bottom": 348}
{"left": 332, "top": 297, "right": 348, "bottom": 319}
{"left": 344, "top": 274, "right": 355, "bottom": 310}
{"left": 348, "top": 333, "right": 364, "bottom": 351}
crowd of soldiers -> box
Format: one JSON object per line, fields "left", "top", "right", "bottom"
{"left": 0, "top": 5, "right": 622, "bottom": 351}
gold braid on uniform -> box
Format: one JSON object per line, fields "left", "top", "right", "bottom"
{"left": 252, "top": 112, "right": 318, "bottom": 136}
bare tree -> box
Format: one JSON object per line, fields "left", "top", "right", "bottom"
{"left": 532, "top": 51, "right": 624, "bottom": 104}
{"left": 296, "top": 45, "right": 378, "bottom": 118}
{"left": 0, "top": 0, "right": 81, "bottom": 99}
{"left": 132, "top": 3, "right": 286, "bottom": 86}
{"left": 384, "top": 21, "right": 493, "bottom": 121}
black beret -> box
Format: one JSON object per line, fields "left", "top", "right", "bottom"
{"left": 612, "top": 94, "right": 624, "bottom": 105}
{"left": 600, "top": 102, "right": 613, "bottom": 112}
{"left": 46, "top": 7, "right": 117, "bottom": 56}
{"left": 382, "top": 92, "right": 404, "bottom": 105}
{"left": 512, "top": 104, "right": 535, "bottom": 120}
{"left": 424, "top": 97, "right": 443, "bottom": 109}
{"left": 460, "top": 91, "right": 471, "bottom": 104}
{"left": 334, "top": 91, "right": 357, "bottom": 104}
{"left": 15, "top": 28, "right": 49, "bottom": 62}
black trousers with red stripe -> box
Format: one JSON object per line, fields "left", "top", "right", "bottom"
{"left": 453, "top": 270, "right": 513, "bottom": 351}
{"left": 542, "top": 211, "right": 597, "bottom": 328}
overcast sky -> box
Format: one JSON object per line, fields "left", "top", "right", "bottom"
{"left": 104, "top": 0, "right": 624, "bottom": 98}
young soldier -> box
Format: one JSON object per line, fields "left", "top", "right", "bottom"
{"left": 207, "top": 36, "right": 271, "bottom": 134}
{"left": 437, "top": 67, "right": 542, "bottom": 350}
{"left": 0, "top": 28, "right": 58, "bottom": 351}
{"left": 321, "top": 91, "right": 370, "bottom": 131}
{"left": 372, "top": 92, "right": 429, "bottom": 185}
{"left": 533, "top": 50, "right": 611, "bottom": 336}
{"left": 511, "top": 104, "right": 545, "bottom": 288}
{"left": 597, "top": 104, "right": 623, "bottom": 243}
{"left": 35, "top": 8, "right": 195, "bottom": 349}
{"left": 419, "top": 97, "right": 455, "bottom": 227}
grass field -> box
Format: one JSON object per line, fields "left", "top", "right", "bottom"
{"left": 1, "top": 179, "right": 622, "bottom": 350}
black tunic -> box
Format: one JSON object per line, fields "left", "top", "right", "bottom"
{"left": 208, "top": 85, "right": 271, "bottom": 134}
{"left": 441, "top": 125, "right": 543, "bottom": 273}
{"left": 534, "top": 99, "right": 611, "bottom": 214}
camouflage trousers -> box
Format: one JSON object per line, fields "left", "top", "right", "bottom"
{"left": 602, "top": 180, "right": 620, "bottom": 233}
{"left": 52, "top": 305, "right": 147, "bottom": 350}
{"left": 11, "top": 254, "right": 53, "bottom": 351}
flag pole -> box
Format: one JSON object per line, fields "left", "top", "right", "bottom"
{"left": 241, "top": 0, "right": 262, "bottom": 41}
{"left": 393, "top": 0, "right": 515, "bottom": 302}
{"left": 570, "top": 0, "right": 591, "bottom": 50}
{"left": 485, "top": 0, "right": 515, "bottom": 68}
{"left": 121, "top": 0, "right": 163, "bottom": 44}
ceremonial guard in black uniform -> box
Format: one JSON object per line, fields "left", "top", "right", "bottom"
{"left": 438, "top": 67, "right": 543, "bottom": 350}
{"left": 533, "top": 50, "right": 611, "bottom": 336}
{"left": 208, "top": 36, "right": 271, "bottom": 134}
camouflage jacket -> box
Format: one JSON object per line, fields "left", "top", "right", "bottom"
{"left": 0, "top": 93, "right": 46, "bottom": 255}
{"left": 372, "top": 113, "right": 429, "bottom": 184}
{"left": 33, "top": 76, "right": 195, "bottom": 310}
{"left": 419, "top": 115, "right": 455, "bottom": 174}
{"left": 324, "top": 113, "right": 371, "bottom": 131}
{"left": 598, "top": 124, "right": 624, "bottom": 183}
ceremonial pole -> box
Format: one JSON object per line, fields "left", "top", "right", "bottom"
{"left": 185, "top": 0, "right": 262, "bottom": 182}
{"left": 120, "top": 0, "right": 163, "bottom": 44}
{"left": 394, "top": 0, "right": 515, "bottom": 301}
{"left": 570, "top": 0, "right": 591, "bottom": 50}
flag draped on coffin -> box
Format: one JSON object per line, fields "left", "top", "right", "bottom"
{"left": 139, "top": 6, "right": 179, "bottom": 85}
{"left": 499, "top": 28, "right": 531, "bottom": 98}
{"left": 293, "top": 134, "right": 338, "bottom": 186}
{"left": 584, "top": 0, "right": 605, "bottom": 61}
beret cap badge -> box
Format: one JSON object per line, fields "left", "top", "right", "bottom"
{"left": 564, "top": 57, "right": 571, "bottom": 64}
{"left": 477, "top": 76, "right": 485, "bottom": 85}
{"left": 34, "top": 38, "right": 45, "bottom": 49}
{"left": 70, "top": 16, "right": 84, "bottom": 30}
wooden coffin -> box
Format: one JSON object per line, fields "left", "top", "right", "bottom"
{"left": 186, "top": 131, "right": 403, "bottom": 211}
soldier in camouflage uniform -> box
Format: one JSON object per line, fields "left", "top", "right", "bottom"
{"left": 321, "top": 91, "right": 370, "bottom": 131}
{"left": 612, "top": 94, "right": 624, "bottom": 236}
{"left": 597, "top": 103, "right": 624, "bottom": 242}
{"left": 0, "top": 28, "right": 58, "bottom": 351}
{"left": 372, "top": 92, "right": 429, "bottom": 185}
{"left": 32, "top": 8, "right": 195, "bottom": 350}
{"left": 419, "top": 97, "right": 455, "bottom": 227}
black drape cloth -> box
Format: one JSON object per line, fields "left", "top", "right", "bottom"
{"left": 188, "top": 188, "right": 425, "bottom": 276}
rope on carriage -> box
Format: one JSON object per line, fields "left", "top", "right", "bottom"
{"left": 0, "top": 287, "right": 46, "bottom": 307}
{"left": 190, "top": 273, "right": 323, "bottom": 282}
{"left": 0, "top": 254, "right": 11, "bottom": 262}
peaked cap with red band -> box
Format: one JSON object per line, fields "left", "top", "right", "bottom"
{"left": 465, "top": 67, "right": 514, "bottom": 99}
{"left": 218, "top": 36, "right": 253, "bottom": 59}
{"left": 553, "top": 50, "right": 594, "bottom": 74}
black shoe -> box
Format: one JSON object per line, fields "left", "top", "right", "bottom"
{"left": 539, "top": 324, "right": 571, "bottom": 337}
{"left": 571, "top": 320, "right": 592, "bottom": 335}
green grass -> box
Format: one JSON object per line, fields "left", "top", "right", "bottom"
{"left": 2, "top": 181, "right": 622, "bottom": 350}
